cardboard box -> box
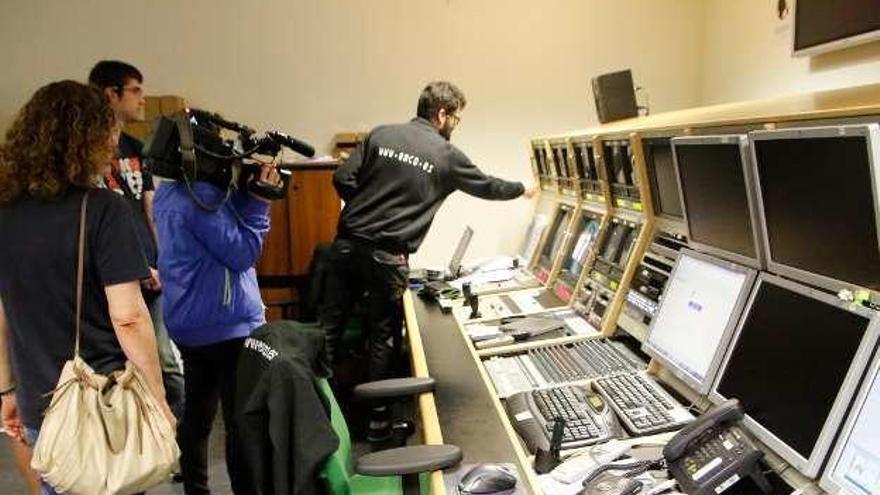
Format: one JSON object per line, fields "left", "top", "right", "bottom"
{"left": 144, "top": 96, "right": 162, "bottom": 120}
{"left": 159, "top": 95, "right": 186, "bottom": 116}
{"left": 124, "top": 122, "right": 153, "bottom": 142}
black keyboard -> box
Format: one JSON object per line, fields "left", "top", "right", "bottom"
{"left": 594, "top": 373, "right": 694, "bottom": 435}
{"left": 505, "top": 386, "right": 614, "bottom": 453}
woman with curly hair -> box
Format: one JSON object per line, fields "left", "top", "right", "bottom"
{"left": 0, "top": 80, "right": 176, "bottom": 494}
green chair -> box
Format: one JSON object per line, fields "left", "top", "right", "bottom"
{"left": 317, "top": 377, "right": 463, "bottom": 495}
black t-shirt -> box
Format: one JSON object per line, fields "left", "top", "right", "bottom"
{"left": 0, "top": 188, "right": 150, "bottom": 428}
{"left": 101, "top": 133, "right": 157, "bottom": 266}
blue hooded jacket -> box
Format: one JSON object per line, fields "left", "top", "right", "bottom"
{"left": 153, "top": 181, "right": 270, "bottom": 346}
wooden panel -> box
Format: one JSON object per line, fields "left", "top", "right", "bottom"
{"left": 288, "top": 167, "right": 341, "bottom": 275}
{"left": 256, "top": 194, "right": 292, "bottom": 276}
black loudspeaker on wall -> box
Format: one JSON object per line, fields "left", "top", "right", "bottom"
{"left": 592, "top": 69, "right": 638, "bottom": 124}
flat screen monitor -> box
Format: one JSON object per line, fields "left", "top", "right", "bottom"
{"left": 605, "top": 142, "right": 633, "bottom": 185}
{"left": 553, "top": 145, "right": 570, "bottom": 179}
{"left": 711, "top": 274, "right": 880, "bottom": 477}
{"left": 518, "top": 214, "right": 548, "bottom": 265}
{"left": 673, "top": 135, "right": 762, "bottom": 268}
{"left": 540, "top": 205, "right": 573, "bottom": 267}
{"left": 821, "top": 348, "right": 880, "bottom": 495}
{"left": 794, "top": 0, "right": 880, "bottom": 57}
{"left": 572, "top": 141, "right": 595, "bottom": 180}
{"left": 646, "top": 139, "right": 684, "bottom": 219}
{"left": 561, "top": 213, "right": 602, "bottom": 282}
{"left": 533, "top": 143, "right": 549, "bottom": 176}
{"left": 643, "top": 249, "right": 756, "bottom": 394}
{"left": 750, "top": 125, "right": 880, "bottom": 293}
{"left": 600, "top": 222, "right": 628, "bottom": 264}
{"left": 447, "top": 226, "right": 474, "bottom": 278}
{"left": 616, "top": 225, "right": 638, "bottom": 266}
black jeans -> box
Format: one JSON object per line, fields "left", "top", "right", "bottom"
{"left": 177, "top": 338, "right": 253, "bottom": 495}
{"left": 318, "top": 237, "right": 409, "bottom": 381}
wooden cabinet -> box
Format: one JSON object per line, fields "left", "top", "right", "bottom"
{"left": 257, "top": 161, "right": 341, "bottom": 320}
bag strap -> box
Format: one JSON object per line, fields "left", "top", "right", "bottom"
{"left": 74, "top": 191, "right": 89, "bottom": 358}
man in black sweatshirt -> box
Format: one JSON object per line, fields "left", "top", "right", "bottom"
{"left": 320, "top": 81, "right": 534, "bottom": 439}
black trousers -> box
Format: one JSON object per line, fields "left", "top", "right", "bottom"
{"left": 318, "top": 237, "right": 409, "bottom": 382}
{"left": 177, "top": 338, "right": 253, "bottom": 495}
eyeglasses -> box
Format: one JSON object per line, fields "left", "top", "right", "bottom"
{"left": 119, "top": 85, "right": 143, "bottom": 97}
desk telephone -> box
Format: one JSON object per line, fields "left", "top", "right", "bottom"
{"left": 664, "top": 399, "right": 770, "bottom": 495}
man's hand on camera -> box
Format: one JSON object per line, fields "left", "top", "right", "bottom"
{"left": 523, "top": 184, "right": 538, "bottom": 199}
{"left": 249, "top": 163, "right": 282, "bottom": 203}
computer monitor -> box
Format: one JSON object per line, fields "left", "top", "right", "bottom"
{"left": 672, "top": 135, "right": 763, "bottom": 268}
{"left": 540, "top": 205, "right": 574, "bottom": 267}
{"left": 572, "top": 141, "right": 595, "bottom": 181}
{"left": 645, "top": 139, "right": 684, "bottom": 219}
{"left": 710, "top": 274, "right": 880, "bottom": 477}
{"left": 447, "top": 226, "right": 474, "bottom": 278}
{"left": 605, "top": 141, "right": 633, "bottom": 185}
{"left": 600, "top": 222, "right": 628, "bottom": 263}
{"left": 560, "top": 212, "right": 602, "bottom": 283}
{"left": 820, "top": 346, "right": 880, "bottom": 495}
{"left": 616, "top": 225, "right": 638, "bottom": 266}
{"left": 643, "top": 249, "right": 756, "bottom": 394}
{"left": 553, "top": 144, "right": 570, "bottom": 179}
{"left": 518, "top": 214, "right": 548, "bottom": 266}
{"left": 749, "top": 124, "right": 880, "bottom": 293}
{"left": 533, "top": 143, "right": 549, "bottom": 177}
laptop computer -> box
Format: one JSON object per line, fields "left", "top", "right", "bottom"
{"left": 411, "top": 226, "right": 474, "bottom": 282}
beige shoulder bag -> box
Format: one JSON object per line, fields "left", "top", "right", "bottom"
{"left": 30, "top": 191, "right": 180, "bottom": 495}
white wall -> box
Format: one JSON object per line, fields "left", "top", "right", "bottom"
{"left": 0, "top": 0, "right": 704, "bottom": 265}
{"left": 701, "top": 0, "right": 880, "bottom": 105}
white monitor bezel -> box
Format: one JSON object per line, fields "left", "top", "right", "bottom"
{"left": 709, "top": 273, "right": 880, "bottom": 478}
{"left": 748, "top": 124, "right": 880, "bottom": 295}
{"left": 671, "top": 134, "right": 766, "bottom": 270}
{"left": 819, "top": 337, "right": 880, "bottom": 495}
{"left": 642, "top": 248, "right": 757, "bottom": 396}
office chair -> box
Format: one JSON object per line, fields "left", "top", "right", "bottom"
{"left": 318, "top": 376, "right": 463, "bottom": 495}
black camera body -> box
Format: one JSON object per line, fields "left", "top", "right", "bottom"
{"left": 143, "top": 109, "right": 314, "bottom": 202}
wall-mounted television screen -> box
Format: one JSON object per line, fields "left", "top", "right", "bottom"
{"left": 794, "top": 0, "right": 880, "bottom": 57}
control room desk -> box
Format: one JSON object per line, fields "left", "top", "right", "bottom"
{"left": 405, "top": 290, "right": 539, "bottom": 494}
{"left": 406, "top": 290, "right": 796, "bottom": 495}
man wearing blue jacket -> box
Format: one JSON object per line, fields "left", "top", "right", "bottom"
{"left": 154, "top": 164, "right": 280, "bottom": 495}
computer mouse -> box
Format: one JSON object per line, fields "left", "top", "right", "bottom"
{"left": 458, "top": 463, "right": 518, "bottom": 494}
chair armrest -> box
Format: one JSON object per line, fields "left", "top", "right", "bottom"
{"left": 354, "top": 444, "right": 463, "bottom": 476}
{"left": 353, "top": 377, "right": 436, "bottom": 400}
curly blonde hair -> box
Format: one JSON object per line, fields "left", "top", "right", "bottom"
{"left": 0, "top": 80, "right": 115, "bottom": 203}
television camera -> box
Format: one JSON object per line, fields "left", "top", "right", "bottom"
{"left": 143, "top": 108, "right": 315, "bottom": 204}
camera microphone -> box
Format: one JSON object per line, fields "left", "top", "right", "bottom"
{"left": 188, "top": 108, "right": 255, "bottom": 135}
{"left": 267, "top": 131, "right": 316, "bottom": 158}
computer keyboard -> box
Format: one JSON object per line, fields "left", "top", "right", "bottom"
{"left": 484, "top": 339, "right": 645, "bottom": 397}
{"left": 593, "top": 373, "right": 694, "bottom": 435}
{"left": 506, "top": 385, "right": 615, "bottom": 453}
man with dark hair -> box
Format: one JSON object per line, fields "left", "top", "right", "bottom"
{"left": 321, "top": 80, "right": 535, "bottom": 440}
{"left": 88, "top": 60, "right": 185, "bottom": 421}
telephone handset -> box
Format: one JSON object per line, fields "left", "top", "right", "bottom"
{"left": 664, "top": 399, "right": 771, "bottom": 495}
